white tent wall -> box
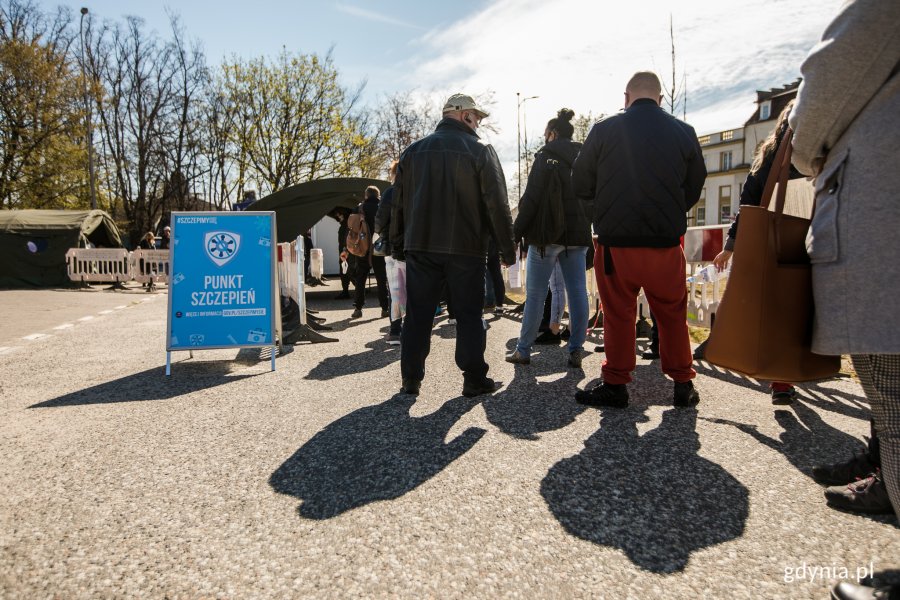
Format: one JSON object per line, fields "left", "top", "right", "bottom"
{"left": 311, "top": 217, "right": 341, "bottom": 276}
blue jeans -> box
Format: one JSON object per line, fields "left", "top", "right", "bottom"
{"left": 516, "top": 245, "right": 589, "bottom": 357}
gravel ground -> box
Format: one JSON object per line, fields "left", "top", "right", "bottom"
{"left": 0, "top": 281, "right": 896, "bottom": 599}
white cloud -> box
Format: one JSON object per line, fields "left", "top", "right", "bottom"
{"left": 392, "top": 0, "right": 840, "bottom": 182}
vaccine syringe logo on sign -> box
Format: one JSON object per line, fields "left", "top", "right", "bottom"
{"left": 204, "top": 231, "right": 241, "bottom": 267}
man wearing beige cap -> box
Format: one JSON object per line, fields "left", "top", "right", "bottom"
{"left": 390, "top": 93, "right": 515, "bottom": 398}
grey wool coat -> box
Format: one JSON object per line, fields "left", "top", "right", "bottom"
{"left": 790, "top": 0, "right": 900, "bottom": 355}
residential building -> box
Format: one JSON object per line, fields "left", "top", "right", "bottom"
{"left": 689, "top": 79, "right": 800, "bottom": 226}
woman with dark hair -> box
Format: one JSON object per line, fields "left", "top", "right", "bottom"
{"left": 506, "top": 108, "right": 591, "bottom": 368}
{"left": 374, "top": 160, "right": 404, "bottom": 344}
{"left": 712, "top": 101, "right": 800, "bottom": 404}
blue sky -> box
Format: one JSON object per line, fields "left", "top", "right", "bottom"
{"left": 51, "top": 0, "right": 838, "bottom": 176}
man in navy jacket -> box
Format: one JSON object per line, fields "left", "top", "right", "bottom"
{"left": 572, "top": 71, "right": 706, "bottom": 409}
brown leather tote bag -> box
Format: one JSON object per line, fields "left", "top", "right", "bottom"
{"left": 704, "top": 130, "right": 841, "bottom": 381}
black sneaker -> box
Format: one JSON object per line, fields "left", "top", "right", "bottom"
{"left": 674, "top": 381, "right": 700, "bottom": 407}
{"left": 771, "top": 387, "right": 797, "bottom": 405}
{"left": 400, "top": 378, "right": 421, "bottom": 395}
{"left": 534, "top": 329, "right": 562, "bottom": 345}
{"left": 381, "top": 308, "right": 390, "bottom": 318}
{"left": 335, "top": 291, "right": 351, "bottom": 300}
{"left": 575, "top": 383, "right": 628, "bottom": 408}
{"left": 351, "top": 308, "right": 362, "bottom": 319}
{"left": 824, "top": 470, "right": 894, "bottom": 515}
{"left": 642, "top": 347, "right": 660, "bottom": 360}
{"left": 812, "top": 451, "right": 877, "bottom": 486}
{"left": 462, "top": 377, "right": 501, "bottom": 397}
{"left": 567, "top": 349, "right": 585, "bottom": 369}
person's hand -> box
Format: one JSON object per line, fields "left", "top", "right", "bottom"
{"left": 712, "top": 249, "right": 733, "bottom": 272}
{"left": 340, "top": 250, "right": 348, "bottom": 261}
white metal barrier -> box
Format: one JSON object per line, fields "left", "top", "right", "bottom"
{"left": 276, "top": 238, "right": 306, "bottom": 325}
{"left": 65, "top": 248, "right": 132, "bottom": 284}
{"left": 131, "top": 249, "right": 170, "bottom": 287}
{"left": 309, "top": 248, "right": 324, "bottom": 281}
{"left": 65, "top": 248, "right": 172, "bottom": 287}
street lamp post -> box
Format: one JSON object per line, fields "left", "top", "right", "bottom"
{"left": 79, "top": 7, "right": 98, "bottom": 211}
{"left": 516, "top": 93, "right": 538, "bottom": 197}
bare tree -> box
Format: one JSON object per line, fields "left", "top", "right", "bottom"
{"left": 660, "top": 14, "right": 687, "bottom": 117}
{"left": 374, "top": 91, "right": 437, "bottom": 170}
{"left": 158, "top": 12, "right": 208, "bottom": 219}
{"left": 90, "top": 16, "right": 176, "bottom": 241}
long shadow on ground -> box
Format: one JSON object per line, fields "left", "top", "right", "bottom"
{"left": 702, "top": 399, "right": 869, "bottom": 484}
{"left": 541, "top": 406, "right": 749, "bottom": 573}
{"left": 304, "top": 337, "right": 399, "bottom": 381}
{"left": 29, "top": 361, "right": 262, "bottom": 408}
{"left": 270, "top": 393, "right": 484, "bottom": 519}
{"left": 482, "top": 337, "right": 587, "bottom": 440}
{"left": 693, "top": 359, "right": 867, "bottom": 420}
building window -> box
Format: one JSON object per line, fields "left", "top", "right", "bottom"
{"left": 718, "top": 185, "right": 732, "bottom": 224}
{"left": 720, "top": 151, "right": 733, "bottom": 171}
{"left": 694, "top": 188, "right": 706, "bottom": 226}
{"left": 698, "top": 135, "right": 710, "bottom": 145}
{"left": 759, "top": 100, "right": 771, "bottom": 120}
{"left": 721, "top": 130, "right": 734, "bottom": 141}
{"left": 721, "top": 204, "right": 732, "bottom": 223}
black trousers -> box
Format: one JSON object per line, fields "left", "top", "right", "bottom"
{"left": 401, "top": 252, "right": 488, "bottom": 384}
{"left": 340, "top": 256, "right": 354, "bottom": 292}
{"left": 353, "top": 254, "right": 389, "bottom": 310}
{"left": 486, "top": 245, "right": 505, "bottom": 306}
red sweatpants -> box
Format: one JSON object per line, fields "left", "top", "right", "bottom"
{"left": 594, "top": 244, "right": 695, "bottom": 385}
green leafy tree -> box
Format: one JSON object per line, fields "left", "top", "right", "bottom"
{"left": 0, "top": 0, "right": 86, "bottom": 209}
{"left": 215, "top": 49, "right": 378, "bottom": 197}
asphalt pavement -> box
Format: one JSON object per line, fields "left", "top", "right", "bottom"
{"left": 0, "top": 281, "right": 896, "bottom": 599}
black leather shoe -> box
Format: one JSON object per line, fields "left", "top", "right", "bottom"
{"left": 812, "top": 451, "right": 877, "bottom": 486}
{"left": 335, "top": 291, "right": 351, "bottom": 300}
{"left": 831, "top": 580, "right": 899, "bottom": 600}
{"left": 642, "top": 347, "right": 660, "bottom": 360}
{"left": 400, "top": 378, "right": 421, "bottom": 395}
{"left": 673, "top": 381, "right": 700, "bottom": 407}
{"left": 575, "top": 383, "right": 628, "bottom": 408}
{"left": 351, "top": 308, "right": 362, "bottom": 319}
{"left": 462, "top": 377, "right": 501, "bottom": 397}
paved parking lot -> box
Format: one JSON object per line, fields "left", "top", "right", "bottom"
{"left": 0, "top": 282, "right": 896, "bottom": 598}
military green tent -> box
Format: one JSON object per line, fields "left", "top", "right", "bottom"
{"left": 249, "top": 177, "right": 391, "bottom": 242}
{"left": 0, "top": 209, "right": 123, "bottom": 288}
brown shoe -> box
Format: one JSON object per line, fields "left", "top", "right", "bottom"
{"left": 824, "top": 470, "right": 893, "bottom": 515}
{"left": 505, "top": 350, "right": 530, "bottom": 365}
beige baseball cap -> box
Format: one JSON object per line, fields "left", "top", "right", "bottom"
{"left": 442, "top": 93, "right": 489, "bottom": 118}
